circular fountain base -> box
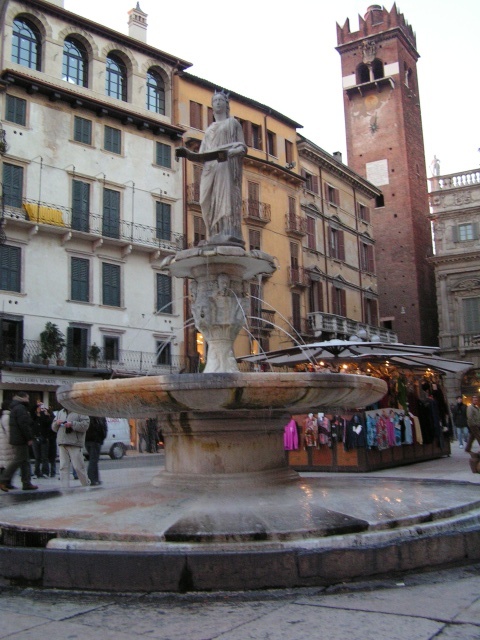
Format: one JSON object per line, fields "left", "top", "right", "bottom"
{"left": 2, "top": 475, "right": 480, "bottom": 592}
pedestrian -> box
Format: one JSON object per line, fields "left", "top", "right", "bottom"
{"left": 451, "top": 395, "right": 469, "bottom": 448}
{"left": 0, "top": 391, "right": 38, "bottom": 492}
{"left": 52, "top": 405, "right": 90, "bottom": 488}
{"left": 85, "top": 416, "right": 107, "bottom": 486}
{"left": 47, "top": 420, "right": 58, "bottom": 478}
{"left": 465, "top": 395, "right": 480, "bottom": 453}
{"left": 137, "top": 418, "right": 148, "bottom": 453}
{"left": 31, "top": 400, "right": 53, "bottom": 478}
{"left": 0, "top": 400, "right": 16, "bottom": 489}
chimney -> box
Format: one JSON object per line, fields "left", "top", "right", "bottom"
{"left": 333, "top": 151, "right": 343, "bottom": 163}
{"left": 128, "top": 2, "right": 148, "bottom": 43}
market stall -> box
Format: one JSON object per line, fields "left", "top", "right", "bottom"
{"left": 241, "top": 340, "right": 472, "bottom": 472}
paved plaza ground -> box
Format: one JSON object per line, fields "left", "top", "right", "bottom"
{"left": 1, "top": 443, "right": 480, "bottom": 639}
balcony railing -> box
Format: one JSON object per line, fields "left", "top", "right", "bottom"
{"left": 249, "top": 308, "right": 276, "bottom": 333}
{"left": 288, "top": 266, "right": 310, "bottom": 287}
{"left": 440, "top": 333, "right": 480, "bottom": 351}
{"left": 242, "top": 199, "right": 271, "bottom": 224}
{"left": 308, "top": 312, "right": 398, "bottom": 343}
{"left": 1, "top": 197, "right": 186, "bottom": 252}
{"left": 0, "top": 339, "right": 187, "bottom": 374}
{"left": 429, "top": 169, "right": 480, "bottom": 191}
{"left": 285, "top": 213, "right": 307, "bottom": 236}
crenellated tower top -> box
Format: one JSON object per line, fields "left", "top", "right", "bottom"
{"left": 337, "top": 4, "right": 416, "bottom": 51}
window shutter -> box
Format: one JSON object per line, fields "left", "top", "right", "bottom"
{"left": 156, "top": 202, "right": 171, "bottom": 241}
{"left": 102, "top": 263, "right": 120, "bottom": 307}
{"left": 6, "top": 96, "right": 26, "bottom": 125}
{"left": 243, "top": 121, "right": 253, "bottom": 147}
{"left": 2, "top": 164, "right": 23, "bottom": 208}
{"left": 341, "top": 289, "right": 347, "bottom": 317}
{"left": 157, "top": 274, "right": 172, "bottom": 313}
{"left": 102, "top": 188, "right": 120, "bottom": 238}
{"left": 307, "top": 217, "right": 315, "bottom": 250}
{"left": 473, "top": 222, "right": 480, "bottom": 240}
{"left": 311, "top": 176, "right": 319, "bottom": 194}
{"left": 71, "top": 257, "right": 89, "bottom": 302}
{"left": 0, "top": 245, "right": 21, "bottom": 292}
{"left": 452, "top": 225, "right": 458, "bottom": 242}
{"left": 367, "top": 245, "right": 375, "bottom": 273}
{"left": 338, "top": 230, "right": 345, "bottom": 261}
{"left": 156, "top": 143, "right": 171, "bottom": 168}
{"left": 332, "top": 287, "right": 338, "bottom": 314}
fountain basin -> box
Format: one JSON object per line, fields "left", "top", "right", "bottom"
{"left": 58, "top": 372, "right": 386, "bottom": 416}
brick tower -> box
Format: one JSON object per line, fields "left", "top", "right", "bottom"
{"left": 336, "top": 4, "right": 437, "bottom": 345}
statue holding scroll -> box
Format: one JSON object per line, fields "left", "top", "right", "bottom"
{"left": 177, "top": 91, "right": 247, "bottom": 246}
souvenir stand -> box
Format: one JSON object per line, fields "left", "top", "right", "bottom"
{"left": 242, "top": 340, "right": 471, "bottom": 473}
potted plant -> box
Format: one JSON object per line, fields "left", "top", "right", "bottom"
{"left": 39, "top": 322, "right": 66, "bottom": 365}
{"left": 88, "top": 343, "right": 101, "bottom": 367}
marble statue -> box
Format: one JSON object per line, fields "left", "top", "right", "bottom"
{"left": 176, "top": 91, "right": 247, "bottom": 246}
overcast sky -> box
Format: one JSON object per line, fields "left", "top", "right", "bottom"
{"left": 64, "top": 0, "right": 480, "bottom": 177}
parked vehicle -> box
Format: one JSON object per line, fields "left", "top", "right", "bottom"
{"left": 101, "top": 418, "right": 132, "bottom": 459}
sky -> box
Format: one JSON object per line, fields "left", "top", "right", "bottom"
{"left": 64, "top": 0, "right": 480, "bottom": 177}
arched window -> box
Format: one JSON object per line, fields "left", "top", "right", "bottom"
{"left": 12, "top": 17, "right": 41, "bottom": 70}
{"left": 356, "top": 63, "right": 370, "bottom": 84}
{"left": 63, "top": 37, "right": 88, "bottom": 87}
{"left": 105, "top": 53, "right": 127, "bottom": 101}
{"left": 372, "top": 58, "right": 384, "bottom": 80}
{"left": 146, "top": 69, "right": 165, "bottom": 114}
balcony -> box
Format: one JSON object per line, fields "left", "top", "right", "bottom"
{"left": 308, "top": 312, "right": 398, "bottom": 343}
{"left": 285, "top": 213, "right": 307, "bottom": 237}
{"left": 288, "top": 266, "right": 310, "bottom": 288}
{"left": 429, "top": 169, "right": 480, "bottom": 192}
{"left": 1, "top": 197, "right": 186, "bottom": 253}
{"left": 242, "top": 199, "right": 271, "bottom": 224}
{"left": 0, "top": 339, "right": 187, "bottom": 375}
{"left": 249, "top": 308, "right": 276, "bottom": 334}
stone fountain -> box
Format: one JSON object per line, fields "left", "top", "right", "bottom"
{"left": 3, "top": 91, "right": 478, "bottom": 592}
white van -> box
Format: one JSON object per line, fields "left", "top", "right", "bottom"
{"left": 101, "top": 418, "right": 132, "bottom": 459}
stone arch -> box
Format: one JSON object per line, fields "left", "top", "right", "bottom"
{"left": 101, "top": 44, "right": 138, "bottom": 73}
{"left": 57, "top": 26, "right": 98, "bottom": 59}
{"left": 7, "top": 7, "right": 51, "bottom": 39}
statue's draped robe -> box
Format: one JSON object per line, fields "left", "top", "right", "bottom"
{"left": 199, "top": 117, "right": 245, "bottom": 242}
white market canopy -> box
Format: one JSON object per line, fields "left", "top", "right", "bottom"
{"left": 239, "top": 339, "right": 473, "bottom": 374}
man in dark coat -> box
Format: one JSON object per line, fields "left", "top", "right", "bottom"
{"left": 0, "top": 391, "right": 38, "bottom": 491}
{"left": 85, "top": 416, "right": 107, "bottom": 486}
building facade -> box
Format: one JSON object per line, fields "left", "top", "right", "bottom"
{"left": 429, "top": 168, "right": 480, "bottom": 402}
{"left": 0, "top": 0, "right": 189, "bottom": 405}
{"left": 336, "top": 4, "right": 437, "bottom": 346}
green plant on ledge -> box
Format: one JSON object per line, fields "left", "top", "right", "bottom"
{"left": 39, "top": 322, "right": 66, "bottom": 365}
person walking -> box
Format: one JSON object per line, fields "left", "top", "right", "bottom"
{"left": 0, "top": 401, "right": 16, "bottom": 489}
{"left": 0, "top": 391, "right": 38, "bottom": 492}
{"left": 452, "top": 395, "right": 469, "bottom": 448}
{"left": 85, "top": 416, "right": 107, "bottom": 486}
{"left": 52, "top": 406, "right": 90, "bottom": 488}
{"left": 31, "top": 401, "right": 53, "bottom": 478}
{"left": 465, "top": 395, "right": 480, "bottom": 453}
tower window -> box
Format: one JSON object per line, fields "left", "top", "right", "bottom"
{"left": 356, "top": 63, "right": 370, "bottom": 84}
{"left": 372, "top": 59, "right": 384, "bottom": 80}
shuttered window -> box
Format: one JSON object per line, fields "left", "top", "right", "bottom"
{"left": 74, "top": 116, "right": 92, "bottom": 145}
{"left": 156, "top": 273, "right": 172, "bottom": 314}
{"left": 102, "top": 262, "right": 121, "bottom": 307}
{"left": 2, "top": 163, "right": 23, "bottom": 208}
{"left": 190, "top": 101, "right": 202, "bottom": 129}
{"left": 357, "top": 201, "right": 370, "bottom": 223}
{"left": 248, "top": 228, "right": 261, "bottom": 251}
{"left": 325, "top": 183, "right": 340, "bottom": 206}
{"left": 329, "top": 227, "right": 345, "bottom": 261}
{"left": 5, "top": 95, "right": 26, "bottom": 126}
{"left": 71, "top": 257, "right": 89, "bottom": 302}
{"left": 306, "top": 216, "right": 316, "bottom": 250}
{"left": 156, "top": 142, "right": 171, "bottom": 168}
{"left": 0, "top": 245, "right": 21, "bottom": 292}
{"left": 309, "top": 281, "right": 323, "bottom": 313}
{"left": 156, "top": 202, "right": 171, "bottom": 241}
{"left": 156, "top": 340, "right": 172, "bottom": 366}
{"left": 193, "top": 215, "right": 206, "bottom": 246}
{"left": 104, "top": 125, "right": 121, "bottom": 154}
{"left": 72, "top": 180, "right": 90, "bottom": 232}
{"left": 360, "top": 243, "right": 375, "bottom": 272}
{"left": 291, "top": 292, "right": 301, "bottom": 332}
{"left": 332, "top": 287, "right": 347, "bottom": 317}
{"left": 102, "top": 188, "right": 120, "bottom": 239}
{"left": 453, "top": 223, "right": 479, "bottom": 242}
{"left": 464, "top": 298, "right": 480, "bottom": 334}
